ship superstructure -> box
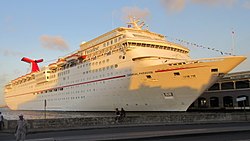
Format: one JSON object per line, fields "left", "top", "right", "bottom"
{"left": 4, "top": 18, "right": 246, "bottom": 111}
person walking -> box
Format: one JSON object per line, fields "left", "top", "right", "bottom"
{"left": 15, "top": 114, "right": 28, "bottom": 141}
{"left": 0, "top": 112, "right": 4, "bottom": 130}
{"left": 120, "top": 108, "right": 126, "bottom": 119}
{"left": 115, "top": 108, "right": 120, "bottom": 123}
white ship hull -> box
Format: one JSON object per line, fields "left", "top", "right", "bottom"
{"left": 4, "top": 18, "right": 246, "bottom": 111}
{"left": 4, "top": 55, "right": 245, "bottom": 111}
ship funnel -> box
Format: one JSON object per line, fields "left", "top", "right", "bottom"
{"left": 21, "top": 57, "right": 43, "bottom": 73}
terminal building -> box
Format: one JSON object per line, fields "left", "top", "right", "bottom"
{"left": 189, "top": 71, "right": 250, "bottom": 111}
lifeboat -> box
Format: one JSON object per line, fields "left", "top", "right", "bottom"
{"left": 66, "top": 54, "right": 78, "bottom": 61}
{"left": 78, "top": 55, "right": 87, "bottom": 60}
{"left": 49, "top": 63, "right": 57, "bottom": 70}
{"left": 57, "top": 59, "right": 66, "bottom": 67}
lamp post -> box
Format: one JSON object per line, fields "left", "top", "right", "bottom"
{"left": 44, "top": 100, "right": 47, "bottom": 127}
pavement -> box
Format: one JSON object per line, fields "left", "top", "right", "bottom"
{"left": 1, "top": 122, "right": 250, "bottom": 141}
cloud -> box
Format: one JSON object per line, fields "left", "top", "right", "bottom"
{"left": 0, "top": 49, "right": 23, "bottom": 57}
{"left": 40, "top": 35, "right": 69, "bottom": 51}
{"left": 160, "top": 0, "right": 186, "bottom": 13}
{"left": 121, "top": 6, "right": 150, "bottom": 21}
{"left": 160, "top": 0, "right": 250, "bottom": 13}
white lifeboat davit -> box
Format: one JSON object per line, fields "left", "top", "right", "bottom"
{"left": 49, "top": 63, "right": 57, "bottom": 70}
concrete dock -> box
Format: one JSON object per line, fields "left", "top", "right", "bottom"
{"left": 1, "top": 112, "right": 250, "bottom": 140}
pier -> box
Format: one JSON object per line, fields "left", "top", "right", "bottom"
{"left": 1, "top": 112, "right": 250, "bottom": 141}
{"left": 1, "top": 112, "right": 250, "bottom": 132}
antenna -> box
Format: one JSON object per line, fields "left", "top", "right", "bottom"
{"left": 231, "top": 29, "right": 235, "bottom": 55}
{"left": 127, "top": 17, "right": 145, "bottom": 30}
{"left": 112, "top": 11, "right": 114, "bottom": 29}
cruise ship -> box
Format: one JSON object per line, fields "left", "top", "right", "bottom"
{"left": 4, "top": 18, "right": 246, "bottom": 111}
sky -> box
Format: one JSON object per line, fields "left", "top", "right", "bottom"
{"left": 0, "top": 0, "right": 250, "bottom": 106}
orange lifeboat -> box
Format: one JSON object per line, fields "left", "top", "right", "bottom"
{"left": 78, "top": 55, "right": 87, "bottom": 60}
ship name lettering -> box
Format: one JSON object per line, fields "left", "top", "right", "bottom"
{"left": 127, "top": 73, "right": 138, "bottom": 76}
{"left": 139, "top": 71, "right": 153, "bottom": 75}
{"left": 183, "top": 75, "right": 196, "bottom": 78}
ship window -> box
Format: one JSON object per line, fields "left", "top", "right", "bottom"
{"left": 146, "top": 75, "right": 152, "bottom": 79}
{"left": 211, "top": 68, "right": 218, "bottom": 72}
{"left": 174, "top": 72, "right": 180, "bottom": 76}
